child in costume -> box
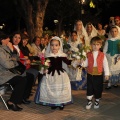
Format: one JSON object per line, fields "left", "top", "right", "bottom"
{"left": 34, "top": 36, "right": 73, "bottom": 110}
{"left": 81, "top": 36, "right": 109, "bottom": 109}
{"left": 103, "top": 25, "right": 120, "bottom": 89}
{"left": 66, "top": 31, "right": 87, "bottom": 90}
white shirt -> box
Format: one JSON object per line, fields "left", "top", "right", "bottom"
{"left": 13, "top": 45, "right": 20, "bottom": 55}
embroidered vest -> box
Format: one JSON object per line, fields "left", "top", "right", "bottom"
{"left": 107, "top": 40, "right": 120, "bottom": 56}
{"left": 87, "top": 51, "right": 104, "bottom": 75}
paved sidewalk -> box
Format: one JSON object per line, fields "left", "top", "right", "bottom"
{"left": 0, "top": 85, "right": 120, "bottom": 120}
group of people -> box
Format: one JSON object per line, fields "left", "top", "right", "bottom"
{"left": 0, "top": 16, "right": 120, "bottom": 112}
{"left": 0, "top": 32, "right": 47, "bottom": 111}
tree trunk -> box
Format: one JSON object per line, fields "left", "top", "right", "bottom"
{"left": 15, "top": 17, "right": 21, "bottom": 31}
{"left": 24, "top": 1, "right": 35, "bottom": 42}
{"left": 34, "top": 0, "right": 48, "bottom": 37}
{"left": 15, "top": 0, "right": 49, "bottom": 42}
{"left": 58, "top": 18, "right": 63, "bottom": 37}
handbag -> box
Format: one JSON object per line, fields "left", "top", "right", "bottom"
{"left": 9, "top": 61, "right": 26, "bottom": 75}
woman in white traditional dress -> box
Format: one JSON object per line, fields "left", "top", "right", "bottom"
{"left": 103, "top": 25, "right": 120, "bottom": 89}
{"left": 74, "top": 20, "right": 89, "bottom": 46}
{"left": 34, "top": 36, "right": 72, "bottom": 110}
{"left": 85, "top": 22, "right": 98, "bottom": 42}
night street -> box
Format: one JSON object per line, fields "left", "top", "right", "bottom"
{"left": 0, "top": 83, "right": 120, "bottom": 120}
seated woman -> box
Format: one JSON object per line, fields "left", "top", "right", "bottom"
{"left": 11, "top": 32, "right": 42, "bottom": 84}
{"left": 19, "top": 33, "right": 35, "bottom": 61}
{"left": 31, "top": 36, "right": 42, "bottom": 56}
{"left": 40, "top": 37, "right": 45, "bottom": 51}
{"left": 0, "top": 33, "right": 33, "bottom": 111}
{"left": 20, "top": 33, "right": 43, "bottom": 83}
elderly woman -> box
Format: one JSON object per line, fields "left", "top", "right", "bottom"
{"left": 0, "top": 33, "right": 32, "bottom": 111}
{"left": 31, "top": 36, "right": 42, "bottom": 56}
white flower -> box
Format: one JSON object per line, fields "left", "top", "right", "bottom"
{"left": 72, "top": 54, "right": 76, "bottom": 57}
{"left": 46, "top": 59, "right": 50, "bottom": 63}
{"left": 70, "top": 47, "right": 79, "bottom": 52}
{"left": 82, "top": 51, "right": 86, "bottom": 56}
{"left": 76, "top": 56, "right": 80, "bottom": 59}
{"left": 45, "top": 61, "right": 50, "bottom": 66}
{"left": 74, "top": 48, "right": 79, "bottom": 52}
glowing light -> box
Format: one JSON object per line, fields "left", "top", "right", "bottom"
{"left": 0, "top": 26, "right": 3, "bottom": 29}
{"left": 89, "top": 0, "right": 95, "bottom": 8}
{"left": 54, "top": 20, "right": 59, "bottom": 24}
{"left": 79, "top": 0, "right": 85, "bottom": 4}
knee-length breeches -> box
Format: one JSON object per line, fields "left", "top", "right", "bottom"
{"left": 87, "top": 73, "right": 103, "bottom": 99}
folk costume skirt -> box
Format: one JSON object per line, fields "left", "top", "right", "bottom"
{"left": 34, "top": 70, "right": 72, "bottom": 106}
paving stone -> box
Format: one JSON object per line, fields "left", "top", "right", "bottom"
{"left": 0, "top": 85, "right": 120, "bottom": 120}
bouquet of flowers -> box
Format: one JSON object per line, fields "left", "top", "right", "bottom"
{"left": 68, "top": 45, "right": 91, "bottom": 61}
{"left": 67, "top": 45, "right": 90, "bottom": 81}
{"left": 35, "top": 53, "right": 50, "bottom": 74}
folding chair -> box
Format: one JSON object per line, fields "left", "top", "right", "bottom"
{"left": 0, "top": 83, "right": 13, "bottom": 110}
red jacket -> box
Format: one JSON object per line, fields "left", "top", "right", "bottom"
{"left": 13, "top": 46, "right": 30, "bottom": 69}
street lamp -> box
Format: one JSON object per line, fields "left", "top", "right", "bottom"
{"left": 0, "top": 23, "right": 5, "bottom": 29}
{"left": 0, "top": 26, "right": 3, "bottom": 29}
{"left": 54, "top": 20, "right": 59, "bottom": 24}
{"left": 54, "top": 20, "right": 59, "bottom": 35}
{"left": 79, "top": 0, "right": 85, "bottom": 20}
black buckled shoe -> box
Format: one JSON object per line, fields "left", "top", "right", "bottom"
{"left": 7, "top": 102, "right": 23, "bottom": 111}
{"left": 59, "top": 105, "right": 64, "bottom": 110}
{"left": 22, "top": 99, "right": 31, "bottom": 104}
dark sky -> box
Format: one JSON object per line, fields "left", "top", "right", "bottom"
{"left": 0, "top": 0, "right": 120, "bottom": 33}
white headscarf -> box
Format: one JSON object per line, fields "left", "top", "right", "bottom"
{"left": 74, "top": 20, "right": 89, "bottom": 46}
{"left": 108, "top": 25, "right": 120, "bottom": 39}
{"left": 85, "top": 23, "right": 98, "bottom": 44}
{"left": 85, "top": 22, "right": 98, "bottom": 38}
{"left": 45, "top": 36, "right": 67, "bottom": 57}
